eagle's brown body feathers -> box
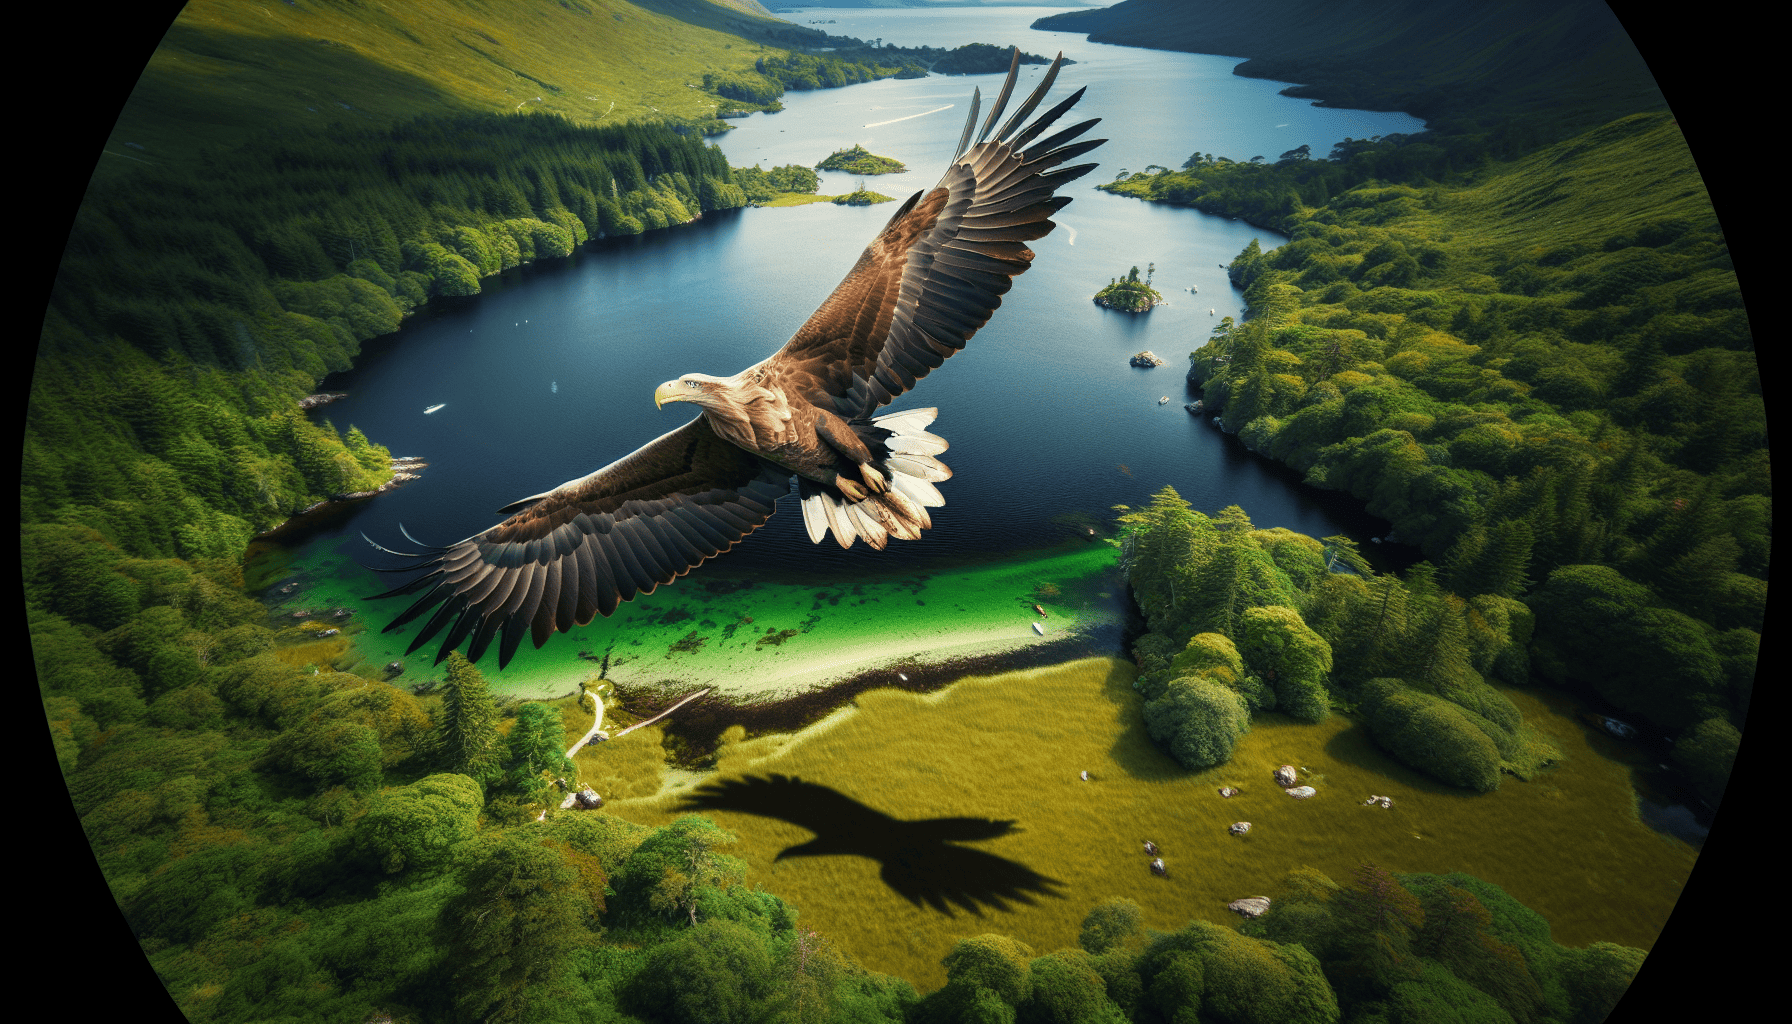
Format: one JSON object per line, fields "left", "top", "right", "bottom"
{"left": 371, "top": 51, "right": 1103, "bottom": 666}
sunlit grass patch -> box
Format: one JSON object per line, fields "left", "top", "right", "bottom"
{"left": 268, "top": 636, "right": 351, "bottom": 670}
{"left": 759, "top": 192, "right": 844, "bottom": 207}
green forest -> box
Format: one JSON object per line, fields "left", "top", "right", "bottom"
{"left": 35, "top": 1, "right": 1750, "bottom": 1019}
{"left": 34, "top": 112, "right": 750, "bottom": 565}
{"left": 1096, "top": 112, "right": 1753, "bottom": 806}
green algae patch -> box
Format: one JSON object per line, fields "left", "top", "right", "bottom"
{"left": 262, "top": 540, "right": 1122, "bottom": 699}
{"left": 602, "top": 659, "right": 1695, "bottom": 994}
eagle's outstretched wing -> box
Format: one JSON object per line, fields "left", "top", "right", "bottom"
{"left": 368, "top": 416, "right": 789, "bottom": 668}
{"left": 761, "top": 49, "right": 1104, "bottom": 418}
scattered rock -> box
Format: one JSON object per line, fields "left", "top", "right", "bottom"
{"left": 1130, "top": 350, "right": 1167, "bottom": 367}
{"left": 1143, "top": 840, "right": 1159, "bottom": 856}
{"left": 385, "top": 661, "right": 405, "bottom": 676}
{"left": 585, "top": 731, "right": 610, "bottom": 744}
{"left": 1080, "top": 770, "right": 1091, "bottom": 782}
{"left": 1228, "top": 896, "right": 1271, "bottom": 918}
{"left": 291, "top": 610, "right": 312, "bottom": 618}
{"left": 1273, "top": 764, "right": 1298, "bottom": 787}
{"left": 332, "top": 608, "right": 353, "bottom": 619}
{"left": 1150, "top": 857, "right": 1167, "bottom": 877}
{"left": 1583, "top": 714, "right": 1638, "bottom": 739}
{"left": 1364, "top": 795, "right": 1393, "bottom": 808}
{"left": 317, "top": 628, "right": 340, "bottom": 637}
{"left": 559, "top": 787, "right": 603, "bottom": 810}
{"left": 1184, "top": 400, "right": 1204, "bottom": 415}
{"left": 1217, "top": 786, "right": 1239, "bottom": 798}
{"left": 1229, "top": 821, "right": 1251, "bottom": 835}
{"left": 1285, "top": 786, "right": 1316, "bottom": 799}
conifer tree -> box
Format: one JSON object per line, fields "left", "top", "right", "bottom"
{"left": 442, "top": 833, "right": 586, "bottom": 1023}
{"left": 1480, "top": 519, "right": 1535, "bottom": 599}
{"left": 1329, "top": 863, "right": 1425, "bottom": 998}
{"left": 441, "top": 651, "right": 502, "bottom": 786}
{"left": 505, "top": 702, "right": 574, "bottom": 798}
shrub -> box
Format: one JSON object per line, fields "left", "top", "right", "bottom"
{"left": 1672, "top": 717, "right": 1741, "bottom": 806}
{"left": 1079, "top": 898, "right": 1144, "bottom": 955}
{"left": 1019, "top": 950, "right": 1129, "bottom": 1024}
{"left": 354, "top": 773, "right": 483, "bottom": 873}
{"left": 943, "top": 934, "right": 1035, "bottom": 1006}
{"left": 625, "top": 919, "right": 781, "bottom": 1024}
{"left": 1239, "top": 606, "right": 1334, "bottom": 722}
{"left": 1359, "top": 679, "right": 1501, "bottom": 791}
{"left": 1143, "top": 676, "right": 1252, "bottom": 768}
{"left": 1137, "top": 919, "right": 1340, "bottom": 1024}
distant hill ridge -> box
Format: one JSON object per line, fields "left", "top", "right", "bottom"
{"left": 1034, "top": 0, "right": 1665, "bottom": 137}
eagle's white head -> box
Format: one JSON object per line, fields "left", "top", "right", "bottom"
{"left": 654, "top": 373, "right": 732, "bottom": 410}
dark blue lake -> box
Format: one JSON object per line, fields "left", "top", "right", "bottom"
{"left": 263, "top": 6, "right": 1428, "bottom": 595}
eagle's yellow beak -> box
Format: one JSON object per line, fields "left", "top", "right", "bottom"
{"left": 653, "top": 381, "right": 679, "bottom": 410}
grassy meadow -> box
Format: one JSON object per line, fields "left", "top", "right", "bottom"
{"left": 596, "top": 657, "right": 1696, "bottom": 992}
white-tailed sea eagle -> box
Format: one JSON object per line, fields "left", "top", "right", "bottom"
{"left": 370, "top": 50, "right": 1103, "bottom": 666}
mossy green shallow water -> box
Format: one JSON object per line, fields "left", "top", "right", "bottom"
{"left": 251, "top": 540, "right": 1124, "bottom": 697}
{"left": 606, "top": 657, "right": 1695, "bottom": 994}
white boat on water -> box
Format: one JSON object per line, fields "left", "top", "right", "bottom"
{"left": 1158, "top": 396, "right": 1170, "bottom": 405}
{"left": 424, "top": 404, "right": 446, "bottom": 414}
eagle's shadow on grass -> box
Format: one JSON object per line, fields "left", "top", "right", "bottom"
{"left": 677, "top": 773, "right": 1067, "bottom": 917}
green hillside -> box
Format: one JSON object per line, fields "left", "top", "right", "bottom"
{"left": 99, "top": 0, "right": 809, "bottom": 181}
{"left": 1102, "top": 111, "right": 1757, "bottom": 773}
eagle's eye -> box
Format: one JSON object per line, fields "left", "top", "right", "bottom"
{"left": 685, "top": 380, "right": 700, "bottom": 389}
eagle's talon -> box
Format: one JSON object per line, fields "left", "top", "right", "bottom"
{"left": 860, "top": 463, "right": 890, "bottom": 494}
{"left": 837, "top": 477, "right": 870, "bottom": 502}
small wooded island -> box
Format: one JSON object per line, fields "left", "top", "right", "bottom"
{"left": 833, "top": 187, "right": 895, "bottom": 206}
{"left": 816, "top": 144, "right": 906, "bottom": 175}
{"left": 1094, "top": 263, "right": 1165, "bottom": 311}
{"left": 933, "top": 42, "right": 1074, "bottom": 75}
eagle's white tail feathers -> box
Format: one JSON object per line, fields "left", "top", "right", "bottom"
{"left": 815, "top": 487, "right": 858, "bottom": 549}
{"left": 797, "top": 411, "right": 951, "bottom": 549}
{"left": 799, "top": 491, "right": 830, "bottom": 545}
{"left": 872, "top": 407, "right": 938, "bottom": 433}
{"left": 886, "top": 454, "right": 952, "bottom": 481}
{"left": 847, "top": 503, "right": 889, "bottom": 549}
{"left": 883, "top": 431, "right": 949, "bottom": 456}
{"left": 889, "top": 472, "right": 944, "bottom": 509}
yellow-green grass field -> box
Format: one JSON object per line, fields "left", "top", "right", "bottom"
{"left": 597, "top": 657, "right": 1697, "bottom": 992}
